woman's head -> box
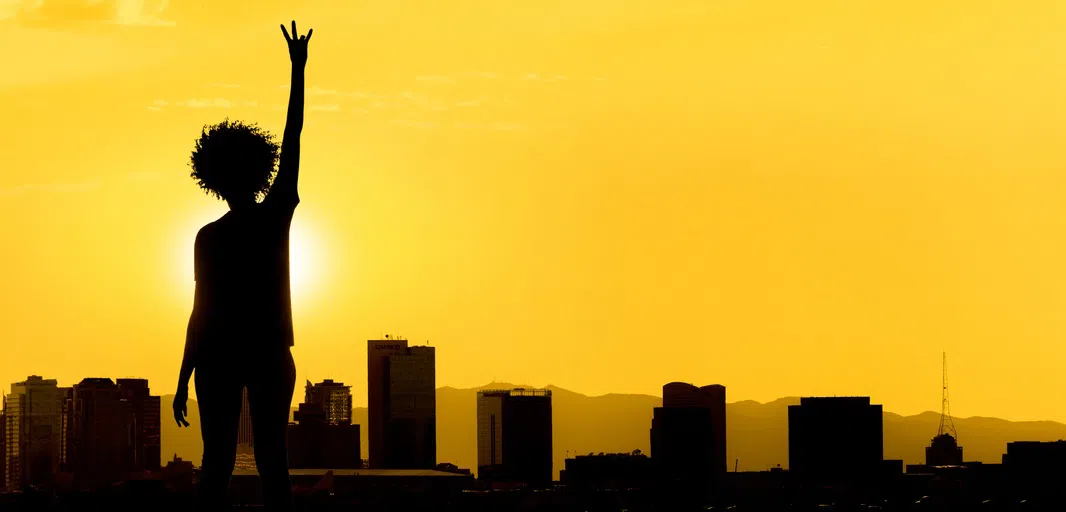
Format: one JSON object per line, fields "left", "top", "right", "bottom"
{"left": 189, "top": 119, "right": 280, "bottom": 206}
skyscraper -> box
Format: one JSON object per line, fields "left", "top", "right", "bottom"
{"left": 650, "top": 382, "right": 727, "bottom": 487}
{"left": 367, "top": 338, "right": 436, "bottom": 469}
{"left": 788, "top": 396, "right": 883, "bottom": 480}
{"left": 304, "top": 379, "right": 353, "bottom": 426}
{"left": 0, "top": 411, "right": 6, "bottom": 492}
{"left": 116, "top": 378, "right": 161, "bottom": 471}
{"left": 4, "top": 376, "right": 69, "bottom": 490}
{"left": 235, "top": 387, "right": 255, "bottom": 470}
{"left": 477, "top": 388, "right": 553, "bottom": 485}
{"left": 64, "top": 378, "right": 131, "bottom": 488}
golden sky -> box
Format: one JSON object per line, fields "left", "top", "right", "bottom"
{"left": 2, "top": 0, "right": 1066, "bottom": 422}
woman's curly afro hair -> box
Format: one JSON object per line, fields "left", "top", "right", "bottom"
{"left": 189, "top": 118, "right": 280, "bottom": 202}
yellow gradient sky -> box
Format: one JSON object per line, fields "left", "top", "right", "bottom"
{"left": 2, "top": 0, "right": 1066, "bottom": 421}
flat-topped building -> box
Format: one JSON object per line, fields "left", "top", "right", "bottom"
{"left": 367, "top": 338, "right": 436, "bottom": 469}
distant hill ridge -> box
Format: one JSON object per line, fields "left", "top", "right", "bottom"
{"left": 161, "top": 383, "right": 1066, "bottom": 478}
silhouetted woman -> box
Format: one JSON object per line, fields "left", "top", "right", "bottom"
{"left": 173, "top": 21, "right": 312, "bottom": 511}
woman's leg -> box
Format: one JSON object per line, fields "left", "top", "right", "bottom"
{"left": 247, "top": 348, "right": 297, "bottom": 511}
{"left": 195, "top": 362, "right": 244, "bottom": 509}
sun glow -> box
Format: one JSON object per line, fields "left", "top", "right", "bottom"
{"left": 173, "top": 214, "right": 323, "bottom": 303}
{"left": 288, "top": 220, "right": 321, "bottom": 300}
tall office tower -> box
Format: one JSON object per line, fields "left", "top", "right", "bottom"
{"left": 65, "top": 378, "right": 133, "bottom": 488}
{"left": 238, "top": 387, "right": 253, "bottom": 447}
{"left": 116, "top": 378, "right": 161, "bottom": 471}
{"left": 0, "top": 411, "right": 5, "bottom": 492}
{"left": 234, "top": 388, "right": 256, "bottom": 470}
{"left": 304, "top": 379, "right": 353, "bottom": 426}
{"left": 4, "top": 376, "right": 70, "bottom": 490}
{"left": 367, "top": 338, "right": 436, "bottom": 468}
{"left": 788, "top": 397, "right": 883, "bottom": 481}
{"left": 650, "top": 382, "right": 727, "bottom": 487}
{"left": 477, "top": 388, "right": 553, "bottom": 485}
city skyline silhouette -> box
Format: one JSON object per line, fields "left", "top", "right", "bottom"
{"left": 6, "top": 369, "right": 1066, "bottom": 510}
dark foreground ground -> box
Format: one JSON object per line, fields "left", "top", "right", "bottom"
{"left": 1, "top": 487, "right": 1063, "bottom": 512}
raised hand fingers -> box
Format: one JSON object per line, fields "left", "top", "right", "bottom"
{"left": 291, "top": 20, "right": 297, "bottom": 39}
{"left": 306, "top": 28, "right": 313, "bottom": 43}
{"left": 281, "top": 24, "right": 292, "bottom": 42}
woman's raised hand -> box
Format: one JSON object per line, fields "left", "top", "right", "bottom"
{"left": 280, "top": 20, "right": 312, "bottom": 67}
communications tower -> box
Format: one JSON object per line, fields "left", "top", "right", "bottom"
{"left": 926, "top": 352, "right": 963, "bottom": 466}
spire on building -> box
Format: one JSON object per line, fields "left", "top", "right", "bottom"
{"left": 937, "top": 352, "right": 957, "bottom": 438}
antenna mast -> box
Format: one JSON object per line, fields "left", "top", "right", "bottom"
{"left": 937, "top": 352, "right": 957, "bottom": 438}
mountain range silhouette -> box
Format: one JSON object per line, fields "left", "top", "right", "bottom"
{"left": 162, "top": 383, "right": 1066, "bottom": 479}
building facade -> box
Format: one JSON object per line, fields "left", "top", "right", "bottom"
{"left": 477, "top": 388, "right": 553, "bottom": 485}
{"left": 562, "top": 452, "right": 653, "bottom": 491}
{"left": 650, "top": 382, "right": 727, "bottom": 486}
{"left": 287, "top": 401, "right": 361, "bottom": 469}
{"left": 64, "top": 378, "right": 131, "bottom": 488}
{"left": 235, "top": 387, "right": 256, "bottom": 470}
{"left": 367, "top": 338, "right": 436, "bottom": 469}
{"left": 62, "top": 377, "right": 162, "bottom": 488}
{"left": 304, "top": 379, "right": 353, "bottom": 426}
{"left": 926, "top": 433, "right": 963, "bottom": 466}
{"left": 788, "top": 396, "right": 883, "bottom": 481}
{"left": 115, "top": 378, "right": 161, "bottom": 471}
{"left": 3, "top": 376, "right": 69, "bottom": 490}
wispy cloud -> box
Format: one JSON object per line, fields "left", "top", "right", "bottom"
{"left": 389, "top": 119, "right": 436, "bottom": 129}
{"left": 3, "top": 0, "right": 175, "bottom": 26}
{"left": 177, "top": 98, "right": 233, "bottom": 109}
{"left": 309, "top": 86, "right": 339, "bottom": 96}
{"left": 415, "top": 75, "right": 455, "bottom": 84}
{"left": 454, "top": 121, "right": 527, "bottom": 132}
{"left": 398, "top": 91, "right": 432, "bottom": 109}
{"left": 309, "top": 104, "right": 340, "bottom": 112}
{"left": 522, "top": 73, "right": 568, "bottom": 83}
{"left": 0, "top": 180, "right": 102, "bottom": 196}
{"left": 114, "top": 0, "right": 174, "bottom": 26}
{"left": 206, "top": 83, "right": 241, "bottom": 89}
{"left": 148, "top": 98, "right": 257, "bottom": 111}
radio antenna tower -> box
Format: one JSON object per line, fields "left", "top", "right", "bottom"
{"left": 937, "top": 352, "right": 957, "bottom": 438}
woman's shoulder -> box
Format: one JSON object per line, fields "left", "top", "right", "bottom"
{"left": 196, "top": 216, "right": 229, "bottom": 243}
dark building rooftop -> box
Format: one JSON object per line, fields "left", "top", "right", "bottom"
{"left": 231, "top": 468, "right": 472, "bottom": 478}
